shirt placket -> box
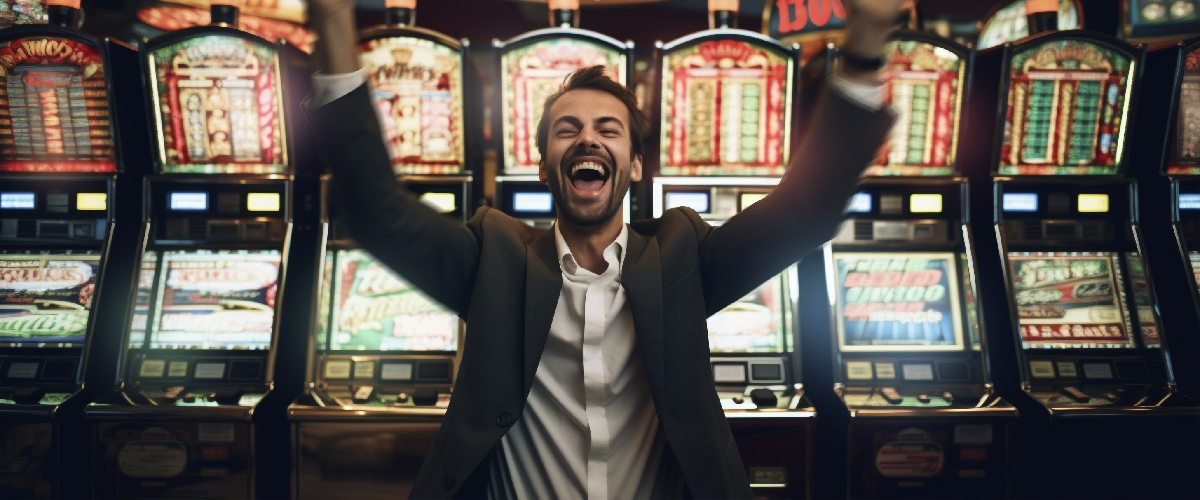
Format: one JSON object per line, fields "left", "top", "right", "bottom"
{"left": 582, "top": 278, "right": 609, "bottom": 499}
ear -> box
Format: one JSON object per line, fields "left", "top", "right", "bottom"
{"left": 538, "top": 159, "right": 548, "bottom": 183}
{"left": 630, "top": 154, "right": 643, "bottom": 183}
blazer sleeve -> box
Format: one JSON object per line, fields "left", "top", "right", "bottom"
{"left": 694, "top": 87, "right": 895, "bottom": 315}
{"left": 305, "top": 84, "right": 480, "bottom": 317}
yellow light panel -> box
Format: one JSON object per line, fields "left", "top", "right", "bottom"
{"left": 909, "top": 194, "right": 943, "bottom": 213}
{"left": 420, "top": 192, "right": 457, "bottom": 214}
{"left": 739, "top": 192, "right": 767, "bottom": 210}
{"left": 76, "top": 192, "right": 107, "bottom": 211}
{"left": 1078, "top": 194, "right": 1109, "bottom": 213}
{"left": 246, "top": 192, "right": 281, "bottom": 212}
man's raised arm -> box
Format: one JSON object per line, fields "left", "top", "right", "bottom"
{"left": 305, "top": 0, "right": 481, "bottom": 317}
{"left": 695, "top": 0, "right": 902, "bottom": 314}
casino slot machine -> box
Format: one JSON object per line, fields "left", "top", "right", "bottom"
{"left": 288, "top": 1, "right": 472, "bottom": 498}
{"left": 83, "top": 2, "right": 306, "bottom": 498}
{"left": 649, "top": 1, "right": 812, "bottom": 496}
{"left": 0, "top": 2, "right": 149, "bottom": 497}
{"left": 977, "top": 0, "right": 1082, "bottom": 50}
{"left": 1132, "top": 38, "right": 1200, "bottom": 396}
{"left": 966, "top": 29, "right": 1200, "bottom": 497}
{"left": 492, "top": 0, "right": 632, "bottom": 228}
{"left": 793, "top": 31, "right": 1017, "bottom": 499}
{"left": 1122, "top": 0, "right": 1200, "bottom": 42}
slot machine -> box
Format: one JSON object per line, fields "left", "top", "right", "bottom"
{"left": 966, "top": 29, "right": 1199, "bottom": 498}
{"left": 84, "top": 2, "right": 305, "bottom": 498}
{"left": 0, "top": 2, "right": 149, "bottom": 497}
{"left": 1122, "top": 0, "right": 1200, "bottom": 41}
{"left": 977, "top": 0, "right": 1082, "bottom": 50}
{"left": 649, "top": 1, "right": 811, "bottom": 496}
{"left": 288, "top": 1, "right": 472, "bottom": 498}
{"left": 492, "top": 0, "right": 632, "bottom": 227}
{"left": 798, "top": 31, "right": 1017, "bottom": 499}
{"left": 1133, "top": 38, "right": 1200, "bottom": 396}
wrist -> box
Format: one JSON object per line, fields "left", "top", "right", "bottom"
{"left": 313, "top": 9, "right": 360, "bottom": 74}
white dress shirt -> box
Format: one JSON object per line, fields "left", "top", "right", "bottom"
{"left": 310, "top": 68, "right": 883, "bottom": 499}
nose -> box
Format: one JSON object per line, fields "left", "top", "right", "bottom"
{"left": 575, "top": 126, "right": 602, "bottom": 151}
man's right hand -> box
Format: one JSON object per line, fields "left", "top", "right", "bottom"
{"left": 308, "top": 0, "right": 360, "bottom": 74}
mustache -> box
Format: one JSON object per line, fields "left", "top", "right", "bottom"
{"left": 560, "top": 147, "right": 613, "bottom": 171}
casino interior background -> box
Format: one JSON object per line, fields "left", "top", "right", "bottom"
{"left": 0, "top": 0, "right": 1198, "bottom": 499}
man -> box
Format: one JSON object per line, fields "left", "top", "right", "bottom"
{"left": 306, "top": 1, "right": 901, "bottom": 497}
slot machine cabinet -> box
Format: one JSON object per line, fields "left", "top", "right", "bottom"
{"left": 965, "top": 30, "right": 1200, "bottom": 498}
{"left": 1132, "top": 38, "right": 1200, "bottom": 397}
{"left": 0, "top": 4, "right": 150, "bottom": 498}
{"left": 288, "top": 3, "right": 472, "bottom": 497}
{"left": 492, "top": 2, "right": 633, "bottom": 228}
{"left": 794, "top": 31, "right": 1016, "bottom": 499}
{"left": 977, "top": 0, "right": 1083, "bottom": 50}
{"left": 1122, "top": 0, "right": 1200, "bottom": 42}
{"left": 83, "top": 4, "right": 302, "bottom": 499}
{"left": 650, "top": 9, "right": 813, "bottom": 497}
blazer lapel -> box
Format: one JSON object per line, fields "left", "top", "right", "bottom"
{"left": 621, "top": 230, "right": 666, "bottom": 392}
{"left": 523, "top": 229, "right": 562, "bottom": 391}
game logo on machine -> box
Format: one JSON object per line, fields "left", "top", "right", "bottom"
{"left": 659, "top": 38, "right": 791, "bottom": 176}
{"left": 148, "top": 35, "right": 287, "bottom": 174}
{"left": 321, "top": 249, "right": 458, "bottom": 352}
{"left": 1166, "top": 46, "right": 1199, "bottom": 175}
{"left": 360, "top": 35, "right": 464, "bottom": 175}
{"left": 500, "top": 38, "right": 625, "bottom": 174}
{"left": 873, "top": 428, "right": 946, "bottom": 479}
{"left": 0, "top": 34, "right": 116, "bottom": 173}
{"left": 834, "top": 253, "right": 964, "bottom": 352}
{"left": 1007, "top": 252, "right": 1136, "bottom": 349}
{"left": 141, "top": 250, "right": 280, "bottom": 350}
{"left": 707, "top": 272, "right": 788, "bottom": 353}
{"left": 978, "top": 0, "right": 1082, "bottom": 50}
{"left": 870, "top": 39, "right": 963, "bottom": 177}
{"left": 1000, "top": 38, "right": 1133, "bottom": 176}
{"left": 0, "top": 252, "right": 99, "bottom": 346}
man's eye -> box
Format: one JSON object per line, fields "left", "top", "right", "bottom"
{"left": 601, "top": 129, "right": 620, "bottom": 136}
{"left": 556, "top": 128, "right": 578, "bottom": 136}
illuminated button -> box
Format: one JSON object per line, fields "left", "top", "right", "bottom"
{"left": 909, "top": 194, "right": 943, "bottom": 213}
{"left": 76, "top": 193, "right": 107, "bottom": 211}
{"left": 1077, "top": 194, "right": 1109, "bottom": 213}
{"left": 419, "top": 192, "right": 457, "bottom": 214}
{"left": 739, "top": 192, "right": 767, "bottom": 211}
{"left": 246, "top": 192, "right": 281, "bottom": 212}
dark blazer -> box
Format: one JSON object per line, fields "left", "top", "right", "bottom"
{"left": 308, "top": 84, "right": 893, "bottom": 499}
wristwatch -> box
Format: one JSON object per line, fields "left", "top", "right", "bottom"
{"left": 840, "top": 49, "right": 885, "bottom": 72}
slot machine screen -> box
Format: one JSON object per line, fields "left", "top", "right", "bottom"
{"left": 659, "top": 39, "right": 791, "bottom": 176}
{"left": 360, "top": 36, "right": 464, "bottom": 175}
{"left": 500, "top": 38, "right": 625, "bottom": 174}
{"left": 1167, "top": 47, "right": 1199, "bottom": 175}
{"left": 1000, "top": 39, "right": 1132, "bottom": 176}
{"left": 0, "top": 1, "right": 48, "bottom": 27}
{"left": 319, "top": 249, "right": 458, "bottom": 352}
{"left": 1187, "top": 251, "right": 1200, "bottom": 291}
{"left": 1007, "top": 252, "right": 1135, "bottom": 349}
{"left": 871, "top": 40, "right": 962, "bottom": 176}
{"left": 148, "top": 35, "right": 287, "bottom": 174}
{"left": 0, "top": 35, "right": 116, "bottom": 173}
{"left": 0, "top": 252, "right": 99, "bottom": 347}
{"left": 133, "top": 250, "right": 281, "bottom": 350}
{"left": 834, "top": 253, "right": 964, "bottom": 352}
{"left": 707, "top": 272, "right": 790, "bottom": 353}
{"left": 978, "top": 0, "right": 1081, "bottom": 50}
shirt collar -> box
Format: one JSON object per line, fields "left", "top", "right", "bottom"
{"left": 553, "top": 222, "right": 628, "bottom": 277}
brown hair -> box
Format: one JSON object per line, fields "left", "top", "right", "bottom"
{"left": 535, "top": 65, "right": 648, "bottom": 161}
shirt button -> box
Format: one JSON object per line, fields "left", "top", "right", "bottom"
{"left": 442, "top": 473, "right": 456, "bottom": 490}
{"left": 496, "top": 412, "right": 514, "bottom": 427}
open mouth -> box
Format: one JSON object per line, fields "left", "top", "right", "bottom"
{"left": 567, "top": 158, "right": 611, "bottom": 195}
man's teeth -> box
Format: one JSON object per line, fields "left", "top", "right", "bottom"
{"left": 571, "top": 161, "right": 605, "bottom": 176}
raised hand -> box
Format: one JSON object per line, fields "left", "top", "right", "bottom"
{"left": 308, "top": 0, "right": 360, "bottom": 74}
{"left": 839, "top": 0, "right": 907, "bottom": 83}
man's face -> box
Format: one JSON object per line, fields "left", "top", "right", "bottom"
{"left": 539, "top": 88, "right": 642, "bottom": 227}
